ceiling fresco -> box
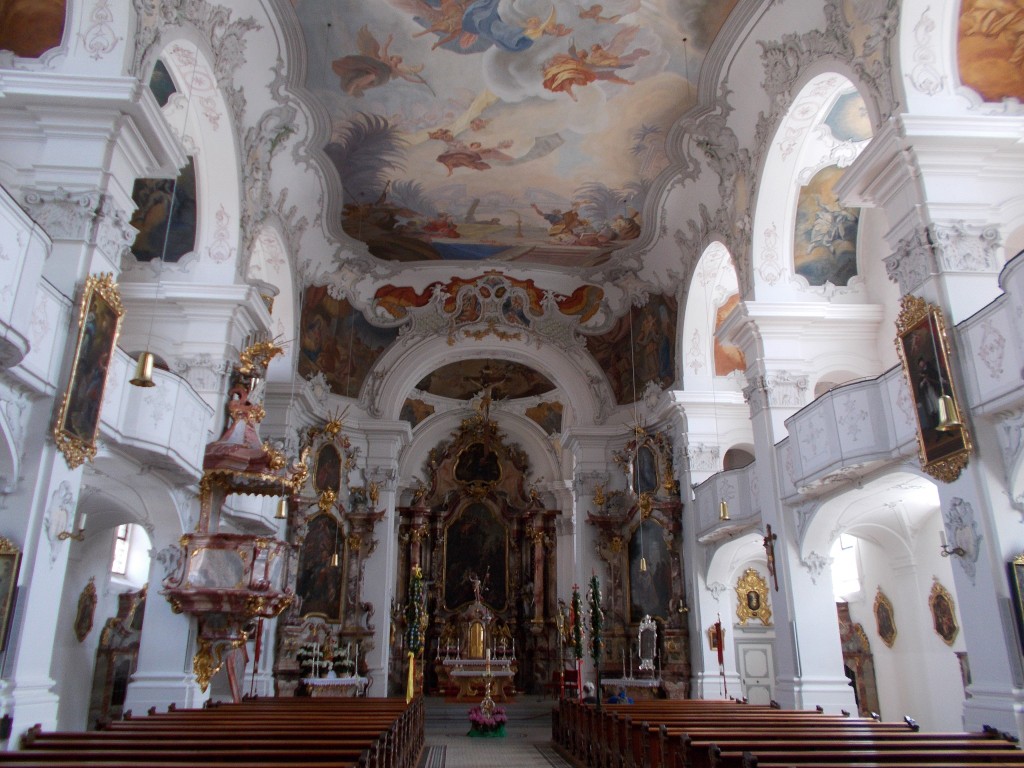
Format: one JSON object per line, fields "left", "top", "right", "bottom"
{"left": 294, "top": 0, "right": 737, "bottom": 267}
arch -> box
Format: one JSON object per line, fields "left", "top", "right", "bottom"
{"left": 799, "top": 470, "right": 940, "bottom": 565}
{"left": 751, "top": 73, "right": 874, "bottom": 302}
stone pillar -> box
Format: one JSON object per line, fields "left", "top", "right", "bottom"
{"left": 723, "top": 306, "right": 856, "bottom": 712}
{"left": 359, "top": 423, "right": 408, "bottom": 696}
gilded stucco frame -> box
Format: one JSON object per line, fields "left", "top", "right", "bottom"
{"left": 53, "top": 273, "right": 125, "bottom": 469}
{"left": 0, "top": 537, "right": 20, "bottom": 653}
{"left": 735, "top": 568, "right": 771, "bottom": 626}
{"left": 894, "top": 295, "right": 971, "bottom": 483}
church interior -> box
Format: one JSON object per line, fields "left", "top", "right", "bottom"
{"left": 1, "top": 0, "right": 1024, "bottom": 759}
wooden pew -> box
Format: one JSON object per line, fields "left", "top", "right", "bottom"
{"left": 0, "top": 696, "right": 423, "bottom": 768}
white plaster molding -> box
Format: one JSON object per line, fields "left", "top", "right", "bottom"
{"left": 908, "top": 6, "right": 944, "bottom": 97}
{"left": 686, "top": 443, "right": 720, "bottom": 474}
{"left": 931, "top": 222, "right": 1001, "bottom": 274}
{"left": 942, "top": 497, "right": 982, "bottom": 585}
{"left": 21, "top": 188, "right": 101, "bottom": 242}
{"left": 79, "top": 0, "right": 122, "bottom": 61}
{"left": 801, "top": 551, "right": 833, "bottom": 584}
{"left": 884, "top": 227, "right": 936, "bottom": 293}
{"left": 766, "top": 371, "right": 809, "bottom": 409}
{"left": 707, "top": 581, "right": 728, "bottom": 601}
{"left": 43, "top": 481, "right": 76, "bottom": 565}
{"left": 170, "top": 354, "right": 230, "bottom": 394}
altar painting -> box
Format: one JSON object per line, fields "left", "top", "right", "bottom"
{"left": 297, "top": 514, "right": 343, "bottom": 620}
{"left": 629, "top": 518, "right": 671, "bottom": 622}
{"left": 443, "top": 503, "right": 508, "bottom": 611}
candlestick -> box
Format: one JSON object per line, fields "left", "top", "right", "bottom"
{"left": 512, "top": 638, "right": 515, "bottom": 659}
{"left": 629, "top": 646, "right": 633, "bottom": 679}
{"left": 622, "top": 648, "right": 626, "bottom": 678}
{"left": 354, "top": 643, "right": 359, "bottom": 675}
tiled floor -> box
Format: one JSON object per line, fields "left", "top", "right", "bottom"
{"left": 420, "top": 696, "right": 574, "bottom": 767}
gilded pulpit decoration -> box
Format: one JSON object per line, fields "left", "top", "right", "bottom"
{"left": 162, "top": 340, "right": 307, "bottom": 696}
{"left": 895, "top": 295, "right": 972, "bottom": 482}
{"left": 735, "top": 568, "right": 771, "bottom": 626}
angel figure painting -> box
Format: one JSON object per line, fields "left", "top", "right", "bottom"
{"left": 294, "top": 0, "right": 739, "bottom": 264}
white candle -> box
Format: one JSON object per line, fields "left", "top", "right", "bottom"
{"left": 354, "top": 643, "right": 359, "bottom": 674}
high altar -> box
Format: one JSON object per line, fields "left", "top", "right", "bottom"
{"left": 390, "top": 392, "right": 691, "bottom": 698}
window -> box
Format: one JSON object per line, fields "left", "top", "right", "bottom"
{"left": 111, "top": 524, "right": 131, "bottom": 575}
{"left": 830, "top": 534, "right": 861, "bottom": 600}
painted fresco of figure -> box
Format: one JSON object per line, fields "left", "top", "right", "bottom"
{"left": 444, "top": 503, "right": 507, "bottom": 610}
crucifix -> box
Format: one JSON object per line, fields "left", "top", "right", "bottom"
{"left": 763, "top": 524, "right": 779, "bottom": 591}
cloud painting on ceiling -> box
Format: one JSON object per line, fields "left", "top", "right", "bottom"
{"left": 823, "top": 91, "right": 871, "bottom": 143}
{"left": 793, "top": 165, "right": 859, "bottom": 287}
{"left": 299, "top": 286, "right": 400, "bottom": 397}
{"left": 525, "top": 400, "right": 563, "bottom": 434}
{"left": 400, "top": 398, "right": 436, "bottom": 428}
{"left": 415, "top": 359, "right": 556, "bottom": 400}
{"left": 957, "top": 0, "right": 1024, "bottom": 103}
{"left": 585, "top": 293, "right": 677, "bottom": 405}
{"left": 714, "top": 293, "right": 745, "bottom": 376}
{"left": 295, "top": 0, "right": 735, "bottom": 266}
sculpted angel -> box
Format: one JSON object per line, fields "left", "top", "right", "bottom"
{"left": 331, "top": 26, "right": 434, "bottom": 97}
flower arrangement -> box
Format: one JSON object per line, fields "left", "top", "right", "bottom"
{"left": 467, "top": 704, "right": 507, "bottom": 737}
{"left": 296, "top": 643, "right": 332, "bottom": 677}
{"left": 332, "top": 646, "right": 356, "bottom": 677}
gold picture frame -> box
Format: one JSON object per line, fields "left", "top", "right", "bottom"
{"left": 894, "top": 295, "right": 971, "bottom": 483}
{"left": 873, "top": 588, "right": 897, "bottom": 648}
{"left": 74, "top": 577, "right": 98, "bottom": 642}
{"left": 928, "top": 580, "right": 959, "bottom": 646}
{"left": 0, "top": 537, "right": 21, "bottom": 653}
{"left": 53, "top": 273, "right": 125, "bottom": 469}
{"left": 735, "top": 568, "right": 771, "bottom": 626}
{"left": 1009, "top": 553, "right": 1024, "bottom": 655}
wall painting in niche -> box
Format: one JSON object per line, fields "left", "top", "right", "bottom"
{"left": 629, "top": 518, "right": 671, "bottom": 623}
{"left": 0, "top": 0, "right": 65, "bottom": 58}
{"left": 793, "top": 165, "right": 859, "bottom": 287}
{"left": 296, "top": 514, "right": 342, "bottom": 620}
{"left": 400, "top": 398, "right": 435, "bottom": 428}
{"left": 298, "top": 286, "right": 399, "bottom": 397}
{"left": 958, "top": 0, "right": 1024, "bottom": 103}
{"left": 443, "top": 503, "right": 508, "bottom": 611}
{"left": 525, "top": 401, "right": 563, "bottom": 435}
{"left": 129, "top": 157, "right": 198, "bottom": 263}
{"left": 714, "top": 293, "right": 746, "bottom": 375}
{"left": 586, "top": 293, "right": 677, "bottom": 405}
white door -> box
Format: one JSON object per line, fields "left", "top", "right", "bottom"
{"left": 737, "top": 641, "right": 775, "bottom": 705}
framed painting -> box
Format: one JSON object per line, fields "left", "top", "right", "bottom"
{"left": 895, "top": 295, "right": 971, "bottom": 483}
{"left": 53, "top": 273, "right": 125, "bottom": 469}
{"left": 313, "top": 444, "right": 342, "bottom": 495}
{"left": 1009, "top": 554, "right": 1024, "bottom": 654}
{"left": 74, "top": 577, "right": 97, "bottom": 642}
{"left": 0, "top": 537, "right": 20, "bottom": 653}
{"left": 929, "top": 580, "right": 959, "bottom": 646}
{"left": 873, "top": 588, "right": 897, "bottom": 648}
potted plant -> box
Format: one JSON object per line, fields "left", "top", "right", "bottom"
{"left": 467, "top": 704, "right": 507, "bottom": 737}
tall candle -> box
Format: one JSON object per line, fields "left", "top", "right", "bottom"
{"left": 354, "top": 642, "right": 359, "bottom": 674}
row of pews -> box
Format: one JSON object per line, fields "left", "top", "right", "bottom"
{"left": 0, "top": 696, "right": 423, "bottom": 768}
{"left": 553, "top": 697, "right": 1024, "bottom": 768}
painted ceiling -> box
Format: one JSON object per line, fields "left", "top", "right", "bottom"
{"left": 293, "top": 0, "right": 737, "bottom": 267}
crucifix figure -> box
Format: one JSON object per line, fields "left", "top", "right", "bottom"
{"left": 763, "top": 524, "right": 779, "bottom": 591}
